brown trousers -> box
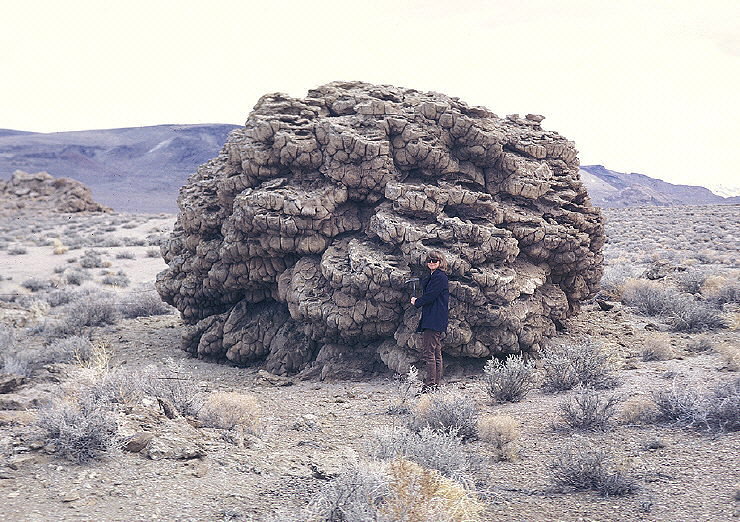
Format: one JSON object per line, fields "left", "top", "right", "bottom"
{"left": 421, "top": 329, "right": 443, "bottom": 386}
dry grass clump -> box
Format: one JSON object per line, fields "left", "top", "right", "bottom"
{"left": 641, "top": 334, "right": 675, "bottom": 361}
{"left": 549, "top": 441, "right": 639, "bottom": 497}
{"left": 619, "top": 397, "right": 659, "bottom": 424}
{"left": 477, "top": 414, "right": 520, "bottom": 461}
{"left": 557, "top": 387, "right": 623, "bottom": 431}
{"left": 381, "top": 459, "right": 485, "bottom": 522}
{"left": 35, "top": 391, "right": 119, "bottom": 463}
{"left": 198, "top": 392, "right": 260, "bottom": 432}
{"left": 540, "top": 341, "right": 620, "bottom": 392}
{"left": 716, "top": 344, "right": 740, "bottom": 371}
{"left": 409, "top": 389, "right": 478, "bottom": 441}
{"left": 482, "top": 354, "right": 537, "bottom": 403}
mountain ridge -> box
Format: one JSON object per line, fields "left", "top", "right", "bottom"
{"left": 1, "top": 125, "right": 736, "bottom": 212}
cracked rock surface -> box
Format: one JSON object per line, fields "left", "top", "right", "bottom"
{"left": 156, "top": 81, "right": 604, "bottom": 376}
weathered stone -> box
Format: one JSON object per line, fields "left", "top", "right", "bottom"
{"left": 123, "top": 432, "right": 154, "bottom": 453}
{"left": 157, "top": 81, "right": 605, "bottom": 375}
{"left": 0, "top": 170, "right": 110, "bottom": 213}
{"left": 0, "top": 375, "right": 25, "bottom": 394}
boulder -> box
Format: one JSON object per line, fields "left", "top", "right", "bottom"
{"left": 156, "top": 81, "right": 605, "bottom": 375}
{"left": 0, "top": 170, "right": 110, "bottom": 213}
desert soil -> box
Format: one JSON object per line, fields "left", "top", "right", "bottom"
{"left": 0, "top": 207, "right": 738, "bottom": 521}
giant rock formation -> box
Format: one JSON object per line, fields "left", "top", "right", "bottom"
{"left": 156, "top": 82, "right": 605, "bottom": 378}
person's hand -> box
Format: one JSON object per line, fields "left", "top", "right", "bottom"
{"left": 410, "top": 297, "right": 416, "bottom": 305}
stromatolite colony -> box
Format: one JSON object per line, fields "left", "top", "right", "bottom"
{"left": 156, "top": 81, "right": 604, "bottom": 377}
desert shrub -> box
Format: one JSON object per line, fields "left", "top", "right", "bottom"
{"left": 540, "top": 342, "right": 620, "bottom": 392}
{"left": 705, "top": 379, "right": 740, "bottom": 432}
{"left": 35, "top": 392, "right": 119, "bottom": 463}
{"left": 369, "top": 426, "right": 472, "bottom": 486}
{"left": 21, "top": 277, "right": 50, "bottom": 292}
{"left": 45, "top": 336, "right": 95, "bottom": 364}
{"left": 653, "top": 379, "right": 740, "bottom": 432}
{"left": 115, "top": 250, "right": 136, "bottom": 260}
{"left": 79, "top": 249, "right": 104, "bottom": 269}
{"left": 146, "top": 248, "right": 160, "bottom": 258}
{"left": 621, "top": 279, "right": 681, "bottom": 315}
{"left": 482, "top": 354, "right": 537, "bottom": 403}
{"left": 122, "top": 237, "right": 146, "bottom": 247}
{"left": 409, "top": 389, "right": 478, "bottom": 441}
{"left": 65, "top": 268, "right": 91, "bottom": 286}
{"left": 63, "top": 294, "right": 119, "bottom": 329}
{"left": 557, "top": 387, "right": 623, "bottom": 431}
{"left": 101, "top": 239, "right": 122, "bottom": 248}
{"left": 101, "top": 271, "right": 130, "bottom": 288}
{"left": 652, "top": 382, "right": 705, "bottom": 429}
{"left": 302, "top": 460, "right": 390, "bottom": 521}
{"left": 39, "top": 290, "right": 119, "bottom": 337}
{"left": 716, "top": 345, "right": 740, "bottom": 372}
{"left": 686, "top": 336, "right": 714, "bottom": 353}
{"left": 0, "top": 326, "right": 16, "bottom": 354}
{"left": 673, "top": 268, "right": 709, "bottom": 294}
{"left": 143, "top": 368, "right": 203, "bottom": 417}
{"left": 477, "top": 414, "right": 520, "bottom": 461}
{"left": 8, "top": 246, "right": 27, "bottom": 255}
{"left": 1, "top": 353, "right": 32, "bottom": 377}
{"left": 86, "top": 367, "right": 152, "bottom": 405}
{"left": 43, "top": 288, "right": 77, "bottom": 308}
{"left": 599, "top": 264, "right": 642, "bottom": 299}
{"left": 667, "top": 296, "right": 726, "bottom": 332}
{"left": 387, "top": 366, "right": 422, "bottom": 415}
{"left": 117, "top": 290, "right": 173, "bottom": 318}
{"left": 550, "top": 442, "right": 639, "bottom": 497}
{"left": 198, "top": 392, "right": 260, "bottom": 432}
{"left": 641, "top": 334, "right": 675, "bottom": 361}
{"left": 702, "top": 276, "right": 740, "bottom": 307}
{"left": 53, "top": 265, "right": 66, "bottom": 274}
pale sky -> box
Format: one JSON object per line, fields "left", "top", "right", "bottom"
{"left": 2, "top": 0, "right": 739, "bottom": 189}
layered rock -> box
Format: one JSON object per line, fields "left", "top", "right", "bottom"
{"left": 0, "top": 170, "right": 110, "bottom": 213}
{"left": 157, "top": 81, "right": 604, "bottom": 376}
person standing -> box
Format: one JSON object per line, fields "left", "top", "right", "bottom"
{"left": 410, "top": 250, "right": 449, "bottom": 391}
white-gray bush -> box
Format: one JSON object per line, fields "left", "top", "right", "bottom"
{"left": 117, "top": 289, "right": 173, "bottom": 318}
{"left": 409, "top": 389, "right": 478, "bottom": 441}
{"left": 482, "top": 354, "right": 537, "bottom": 403}
{"left": 550, "top": 441, "right": 639, "bottom": 497}
{"left": 557, "top": 387, "right": 623, "bottom": 431}
{"left": 540, "top": 342, "right": 620, "bottom": 392}
{"left": 35, "top": 392, "right": 119, "bottom": 463}
{"left": 653, "top": 379, "right": 739, "bottom": 432}
{"left": 368, "top": 425, "right": 472, "bottom": 487}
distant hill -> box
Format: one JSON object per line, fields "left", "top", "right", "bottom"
{"left": 0, "top": 124, "right": 239, "bottom": 213}
{"left": 579, "top": 165, "right": 740, "bottom": 207}
{"left": 2, "top": 126, "right": 736, "bottom": 212}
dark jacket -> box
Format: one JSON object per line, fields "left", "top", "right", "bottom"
{"left": 415, "top": 269, "right": 449, "bottom": 332}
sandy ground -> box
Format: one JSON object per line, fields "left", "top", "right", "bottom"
{"left": 0, "top": 208, "right": 738, "bottom": 521}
